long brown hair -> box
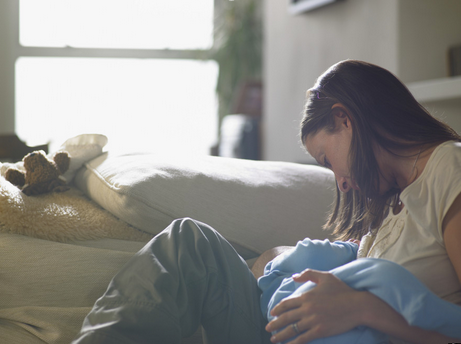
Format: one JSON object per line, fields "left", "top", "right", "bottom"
{"left": 300, "top": 60, "right": 461, "bottom": 240}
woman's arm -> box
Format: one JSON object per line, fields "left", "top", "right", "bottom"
{"left": 260, "top": 193, "right": 461, "bottom": 344}
{"left": 266, "top": 270, "right": 459, "bottom": 344}
{"left": 357, "top": 287, "right": 459, "bottom": 344}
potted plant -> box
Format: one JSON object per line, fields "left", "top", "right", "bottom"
{"left": 212, "top": 0, "right": 263, "bottom": 122}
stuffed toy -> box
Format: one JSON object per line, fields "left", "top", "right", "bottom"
{"left": 5, "top": 150, "right": 71, "bottom": 196}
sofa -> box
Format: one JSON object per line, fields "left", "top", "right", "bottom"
{"left": 0, "top": 134, "right": 336, "bottom": 344}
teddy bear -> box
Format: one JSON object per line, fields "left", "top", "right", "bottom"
{"left": 5, "top": 150, "right": 71, "bottom": 196}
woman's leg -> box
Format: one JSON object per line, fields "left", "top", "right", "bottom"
{"left": 72, "top": 218, "right": 271, "bottom": 344}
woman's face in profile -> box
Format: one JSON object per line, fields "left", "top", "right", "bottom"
{"left": 305, "top": 124, "right": 359, "bottom": 193}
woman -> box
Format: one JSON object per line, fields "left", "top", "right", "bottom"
{"left": 72, "top": 60, "right": 461, "bottom": 344}
{"left": 264, "top": 59, "right": 461, "bottom": 343}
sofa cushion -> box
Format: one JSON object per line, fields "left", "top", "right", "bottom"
{"left": 0, "top": 233, "right": 146, "bottom": 344}
{"left": 74, "top": 153, "right": 335, "bottom": 258}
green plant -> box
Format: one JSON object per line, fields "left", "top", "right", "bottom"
{"left": 213, "top": 0, "right": 263, "bottom": 122}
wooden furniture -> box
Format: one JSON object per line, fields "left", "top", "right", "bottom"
{"left": 0, "top": 134, "right": 48, "bottom": 162}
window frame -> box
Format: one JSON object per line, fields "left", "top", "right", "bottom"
{"left": 7, "top": 0, "right": 218, "bottom": 152}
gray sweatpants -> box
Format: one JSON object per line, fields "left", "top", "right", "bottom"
{"left": 72, "top": 218, "right": 271, "bottom": 344}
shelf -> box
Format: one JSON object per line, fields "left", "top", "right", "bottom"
{"left": 406, "top": 75, "right": 461, "bottom": 103}
{"left": 288, "top": 0, "right": 339, "bottom": 14}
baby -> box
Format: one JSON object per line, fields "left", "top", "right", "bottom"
{"left": 257, "top": 238, "right": 461, "bottom": 343}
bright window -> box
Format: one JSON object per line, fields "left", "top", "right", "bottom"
{"left": 16, "top": 58, "right": 218, "bottom": 154}
{"left": 16, "top": 0, "right": 217, "bottom": 155}
{"left": 19, "top": 0, "right": 213, "bottom": 49}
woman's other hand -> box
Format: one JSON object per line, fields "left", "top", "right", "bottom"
{"left": 347, "top": 239, "right": 360, "bottom": 246}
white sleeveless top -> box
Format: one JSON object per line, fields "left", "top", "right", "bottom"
{"left": 358, "top": 141, "right": 461, "bottom": 306}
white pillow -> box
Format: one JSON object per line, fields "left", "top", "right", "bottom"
{"left": 59, "top": 134, "right": 108, "bottom": 182}
{"left": 74, "top": 153, "right": 335, "bottom": 257}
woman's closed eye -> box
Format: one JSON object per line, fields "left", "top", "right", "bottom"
{"left": 323, "top": 156, "right": 331, "bottom": 169}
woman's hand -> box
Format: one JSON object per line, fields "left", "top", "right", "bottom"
{"left": 266, "top": 269, "right": 365, "bottom": 343}
{"left": 266, "top": 268, "right": 460, "bottom": 344}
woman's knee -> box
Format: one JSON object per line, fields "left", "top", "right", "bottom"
{"left": 168, "top": 217, "right": 217, "bottom": 241}
{"left": 165, "top": 217, "right": 236, "bottom": 259}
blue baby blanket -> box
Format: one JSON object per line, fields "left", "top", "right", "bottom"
{"left": 258, "top": 238, "right": 461, "bottom": 343}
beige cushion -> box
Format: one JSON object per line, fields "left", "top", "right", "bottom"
{"left": 74, "top": 153, "right": 335, "bottom": 257}
{"left": 0, "top": 177, "right": 151, "bottom": 243}
{"left": 0, "top": 233, "right": 147, "bottom": 343}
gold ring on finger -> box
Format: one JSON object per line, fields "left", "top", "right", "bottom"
{"left": 291, "top": 322, "right": 300, "bottom": 335}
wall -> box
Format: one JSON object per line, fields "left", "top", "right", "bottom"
{"left": 397, "top": 0, "right": 461, "bottom": 134}
{"left": 397, "top": 0, "right": 461, "bottom": 83}
{"left": 263, "top": 0, "right": 461, "bottom": 163}
{"left": 0, "top": 0, "right": 17, "bottom": 134}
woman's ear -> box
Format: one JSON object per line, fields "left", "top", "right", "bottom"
{"left": 331, "top": 103, "right": 352, "bottom": 130}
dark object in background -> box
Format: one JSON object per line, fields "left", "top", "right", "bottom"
{"left": 219, "top": 115, "right": 260, "bottom": 160}
{"left": 215, "top": 80, "right": 263, "bottom": 160}
{"left": 0, "top": 134, "right": 49, "bottom": 162}
{"left": 448, "top": 44, "right": 461, "bottom": 77}
{"left": 232, "top": 81, "right": 263, "bottom": 119}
